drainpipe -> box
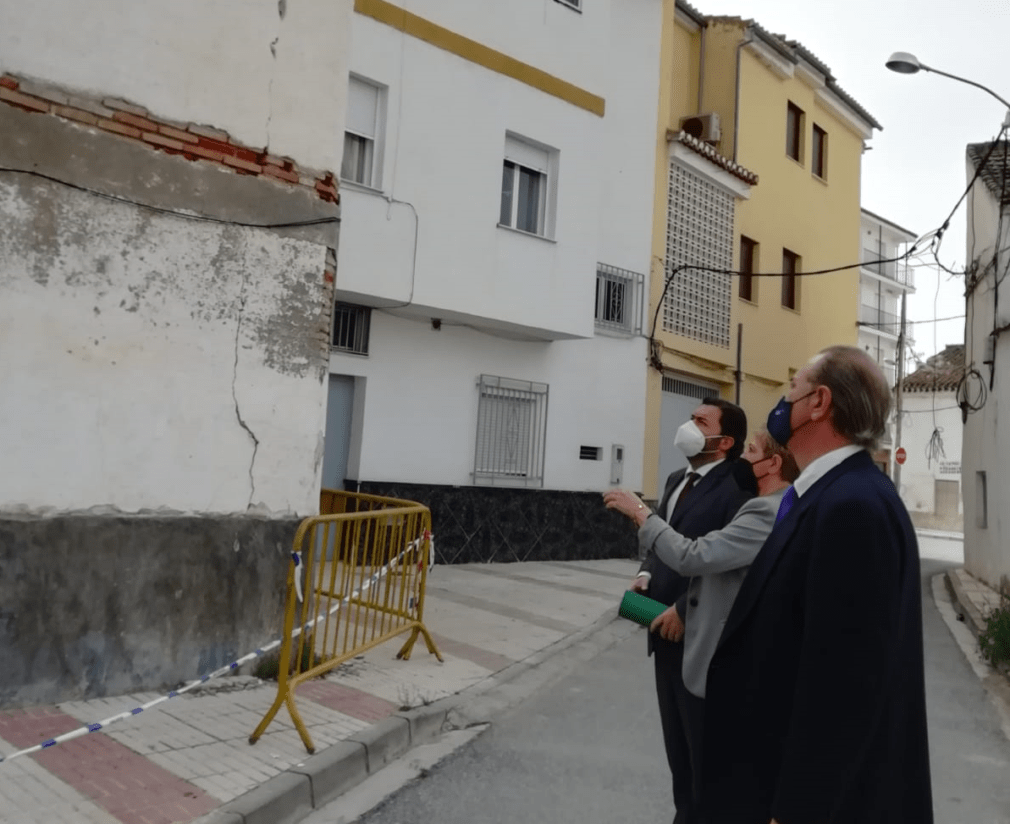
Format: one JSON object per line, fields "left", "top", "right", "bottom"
{"left": 697, "top": 22, "right": 706, "bottom": 115}
{"left": 733, "top": 26, "right": 754, "bottom": 162}
{"left": 894, "top": 292, "right": 907, "bottom": 490}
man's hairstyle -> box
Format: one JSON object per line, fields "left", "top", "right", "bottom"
{"left": 809, "top": 345, "right": 892, "bottom": 449}
{"left": 758, "top": 428, "right": 800, "bottom": 483}
{"left": 701, "top": 397, "right": 747, "bottom": 461}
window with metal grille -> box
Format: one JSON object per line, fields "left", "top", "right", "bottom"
{"left": 662, "top": 376, "right": 716, "bottom": 400}
{"left": 663, "top": 161, "right": 734, "bottom": 347}
{"left": 473, "top": 375, "right": 549, "bottom": 487}
{"left": 332, "top": 302, "right": 371, "bottom": 354}
{"left": 595, "top": 263, "right": 644, "bottom": 335}
{"left": 580, "top": 446, "right": 602, "bottom": 460}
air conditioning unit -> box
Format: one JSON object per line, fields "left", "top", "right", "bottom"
{"left": 679, "top": 112, "right": 721, "bottom": 144}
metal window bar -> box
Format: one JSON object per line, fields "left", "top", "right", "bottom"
{"left": 661, "top": 376, "right": 717, "bottom": 399}
{"left": 332, "top": 302, "right": 371, "bottom": 354}
{"left": 595, "top": 263, "right": 644, "bottom": 335}
{"left": 473, "top": 374, "right": 549, "bottom": 487}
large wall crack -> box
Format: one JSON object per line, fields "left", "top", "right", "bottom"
{"left": 232, "top": 292, "right": 259, "bottom": 508}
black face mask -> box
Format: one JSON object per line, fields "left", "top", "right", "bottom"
{"left": 732, "top": 458, "right": 759, "bottom": 495}
{"left": 766, "top": 390, "right": 817, "bottom": 446}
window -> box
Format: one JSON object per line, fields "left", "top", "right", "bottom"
{"left": 579, "top": 446, "right": 602, "bottom": 460}
{"left": 595, "top": 263, "right": 644, "bottom": 335}
{"left": 342, "top": 76, "right": 383, "bottom": 187}
{"left": 976, "top": 471, "right": 988, "bottom": 528}
{"left": 812, "top": 124, "right": 827, "bottom": 179}
{"left": 332, "top": 302, "right": 371, "bottom": 354}
{"left": 786, "top": 102, "right": 804, "bottom": 162}
{"left": 781, "top": 249, "right": 800, "bottom": 310}
{"left": 739, "top": 236, "right": 757, "bottom": 302}
{"left": 499, "top": 134, "right": 556, "bottom": 238}
{"left": 663, "top": 161, "right": 734, "bottom": 347}
{"left": 473, "top": 374, "right": 549, "bottom": 487}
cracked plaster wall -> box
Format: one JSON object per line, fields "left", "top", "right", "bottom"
{"left": 0, "top": 175, "right": 331, "bottom": 517}
{"left": 0, "top": 0, "right": 353, "bottom": 172}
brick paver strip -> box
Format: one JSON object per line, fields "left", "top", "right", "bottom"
{"left": 429, "top": 632, "right": 516, "bottom": 673}
{"left": 541, "top": 560, "right": 635, "bottom": 581}
{"left": 0, "top": 707, "right": 218, "bottom": 824}
{"left": 426, "top": 586, "right": 580, "bottom": 633}
{"left": 296, "top": 681, "right": 398, "bottom": 722}
{"left": 452, "top": 564, "right": 619, "bottom": 599}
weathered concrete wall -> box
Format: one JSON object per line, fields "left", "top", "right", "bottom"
{"left": 0, "top": 103, "right": 337, "bottom": 517}
{"left": 0, "top": 515, "right": 298, "bottom": 707}
{"left": 0, "top": 98, "right": 339, "bottom": 705}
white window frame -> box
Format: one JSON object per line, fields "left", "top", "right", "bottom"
{"left": 342, "top": 75, "right": 386, "bottom": 190}
{"left": 498, "top": 133, "right": 559, "bottom": 239}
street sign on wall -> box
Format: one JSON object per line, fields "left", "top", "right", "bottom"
{"left": 895, "top": 447, "right": 907, "bottom": 465}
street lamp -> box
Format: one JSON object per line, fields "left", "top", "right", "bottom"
{"left": 885, "top": 53, "right": 1010, "bottom": 496}
{"left": 885, "top": 52, "right": 1010, "bottom": 118}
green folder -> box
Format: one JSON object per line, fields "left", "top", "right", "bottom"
{"left": 618, "top": 590, "right": 668, "bottom": 627}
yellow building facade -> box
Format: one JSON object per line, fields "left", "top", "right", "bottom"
{"left": 643, "top": 1, "right": 881, "bottom": 497}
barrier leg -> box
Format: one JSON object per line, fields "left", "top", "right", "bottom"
{"left": 249, "top": 690, "right": 285, "bottom": 745}
{"left": 419, "top": 624, "right": 444, "bottom": 661}
{"left": 396, "top": 627, "right": 420, "bottom": 660}
{"left": 396, "top": 624, "right": 444, "bottom": 663}
{"left": 286, "top": 690, "right": 315, "bottom": 754}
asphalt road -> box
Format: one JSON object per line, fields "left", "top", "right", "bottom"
{"left": 318, "top": 552, "right": 1010, "bottom": 824}
{"left": 921, "top": 557, "right": 1010, "bottom": 824}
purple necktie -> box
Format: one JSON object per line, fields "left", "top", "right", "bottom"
{"left": 775, "top": 486, "right": 798, "bottom": 524}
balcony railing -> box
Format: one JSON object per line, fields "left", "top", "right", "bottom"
{"left": 861, "top": 247, "right": 914, "bottom": 288}
{"left": 859, "top": 303, "right": 900, "bottom": 334}
{"left": 595, "top": 263, "right": 644, "bottom": 336}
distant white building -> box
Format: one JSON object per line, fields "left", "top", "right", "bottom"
{"left": 963, "top": 140, "right": 1010, "bottom": 592}
{"left": 897, "top": 345, "right": 964, "bottom": 532}
{"left": 328, "top": 0, "right": 662, "bottom": 563}
{"left": 857, "top": 208, "right": 916, "bottom": 472}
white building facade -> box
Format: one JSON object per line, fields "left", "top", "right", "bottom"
{"left": 857, "top": 208, "right": 916, "bottom": 471}
{"left": 328, "top": 0, "right": 662, "bottom": 563}
{"left": 963, "top": 140, "right": 1010, "bottom": 592}
{"left": 0, "top": 0, "right": 353, "bottom": 705}
{"left": 897, "top": 345, "right": 964, "bottom": 532}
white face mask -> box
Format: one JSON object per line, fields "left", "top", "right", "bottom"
{"left": 674, "top": 420, "right": 712, "bottom": 458}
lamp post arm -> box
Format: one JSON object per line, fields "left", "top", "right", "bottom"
{"left": 920, "top": 63, "right": 1010, "bottom": 112}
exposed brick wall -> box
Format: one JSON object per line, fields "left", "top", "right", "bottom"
{"left": 0, "top": 73, "right": 339, "bottom": 204}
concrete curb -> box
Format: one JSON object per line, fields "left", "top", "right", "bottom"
{"left": 946, "top": 568, "right": 988, "bottom": 638}
{"left": 196, "top": 608, "right": 632, "bottom": 824}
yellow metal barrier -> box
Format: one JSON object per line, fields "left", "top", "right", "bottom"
{"left": 249, "top": 490, "right": 443, "bottom": 753}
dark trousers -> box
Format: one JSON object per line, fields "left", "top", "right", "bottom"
{"left": 654, "top": 637, "right": 705, "bottom": 824}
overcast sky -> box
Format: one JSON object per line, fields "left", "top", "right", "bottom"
{"left": 704, "top": 0, "right": 1009, "bottom": 360}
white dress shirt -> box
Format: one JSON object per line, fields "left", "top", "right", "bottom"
{"left": 664, "top": 458, "right": 725, "bottom": 521}
{"left": 794, "top": 444, "right": 864, "bottom": 498}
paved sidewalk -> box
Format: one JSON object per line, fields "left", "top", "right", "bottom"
{"left": 0, "top": 559, "right": 640, "bottom": 824}
{"left": 947, "top": 565, "right": 1006, "bottom": 638}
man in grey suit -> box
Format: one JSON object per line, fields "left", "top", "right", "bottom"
{"left": 605, "top": 428, "right": 798, "bottom": 810}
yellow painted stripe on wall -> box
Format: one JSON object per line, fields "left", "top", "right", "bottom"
{"left": 354, "top": 0, "right": 606, "bottom": 117}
